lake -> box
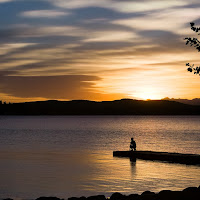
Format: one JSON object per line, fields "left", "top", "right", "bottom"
{"left": 0, "top": 116, "right": 200, "bottom": 199}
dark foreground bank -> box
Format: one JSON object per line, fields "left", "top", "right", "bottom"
{"left": 3, "top": 186, "right": 200, "bottom": 200}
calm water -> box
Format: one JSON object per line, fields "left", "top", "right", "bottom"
{"left": 0, "top": 116, "right": 200, "bottom": 199}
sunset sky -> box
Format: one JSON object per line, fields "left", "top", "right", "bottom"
{"left": 1, "top": 0, "right": 200, "bottom": 102}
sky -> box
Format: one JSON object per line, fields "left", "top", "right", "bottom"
{"left": 1, "top": 0, "right": 200, "bottom": 102}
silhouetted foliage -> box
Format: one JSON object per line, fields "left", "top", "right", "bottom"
{"left": 184, "top": 22, "right": 200, "bottom": 75}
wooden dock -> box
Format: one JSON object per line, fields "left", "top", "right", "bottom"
{"left": 113, "top": 150, "right": 200, "bottom": 165}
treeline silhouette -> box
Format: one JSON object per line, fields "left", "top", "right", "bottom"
{"left": 0, "top": 99, "right": 200, "bottom": 115}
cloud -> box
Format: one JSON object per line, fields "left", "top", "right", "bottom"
{"left": 111, "top": 0, "right": 189, "bottom": 13}
{"left": 0, "top": 25, "right": 84, "bottom": 39}
{"left": 49, "top": 0, "right": 190, "bottom": 13}
{"left": 0, "top": 21, "right": 139, "bottom": 45}
{"left": 112, "top": 7, "right": 200, "bottom": 34}
{"left": 0, "top": 27, "right": 194, "bottom": 76}
{"left": 49, "top": 0, "right": 108, "bottom": 10}
{"left": 1, "top": 0, "right": 200, "bottom": 101}
{"left": 21, "top": 10, "right": 71, "bottom": 18}
{"left": 0, "top": 71, "right": 125, "bottom": 100}
{"left": 83, "top": 30, "right": 137, "bottom": 42}
{"left": 0, "top": 42, "right": 36, "bottom": 56}
{"left": 0, "top": 0, "right": 13, "bottom": 3}
{"left": 32, "top": 26, "right": 81, "bottom": 37}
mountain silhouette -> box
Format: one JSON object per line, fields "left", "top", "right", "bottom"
{"left": 1, "top": 99, "right": 200, "bottom": 115}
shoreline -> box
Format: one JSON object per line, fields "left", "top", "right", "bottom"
{"left": 3, "top": 186, "right": 200, "bottom": 200}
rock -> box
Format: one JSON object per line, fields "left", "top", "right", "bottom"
{"left": 68, "top": 198, "right": 79, "bottom": 200}
{"left": 39, "top": 186, "right": 200, "bottom": 200}
{"left": 141, "top": 191, "right": 155, "bottom": 196}
{"left": 171, "top": 191, "right": 184, "bottom": 200}
{"left": 3, "top": 198, "right": 13, "bottom": 200}
{"left": 140, "top": 191, "right": 156, "bottom": 200}
{"left": 158, "top": 190, "right": 172, "bottom": 196}
{"left": 79, "top": 196, "right": 87, "bottom": 200}
{"left": 157, "top": 190, "right": 183, "bottom": 200}
{"left": 80, "top": 197, "right": 87, "bottom": 200}
{"left": 126, "top": 194, "right": 139, "bottom": 200}
{"left": 68, "top": 197, "right": 86, "bottom": 200}
{"left": 110, "top": 192, "right": 126, "bottom": 200}
{"left": 87, "top": 195, "right": 106, "bottom": 200}
{"left": 36, "top": 197, "right": 62, "bottom": 200}
{"left": 182, "top": 187, "right": 198, "bottom": 193}
{"left": 198, "top": 185, "right": 200, "bottom": 193}
{"left": 182, "top": 187, "right": 200, "bottom": 200}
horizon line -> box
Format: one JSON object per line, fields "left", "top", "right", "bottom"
{"left": 1, "top": 97, "right": 200, "bottom": 104}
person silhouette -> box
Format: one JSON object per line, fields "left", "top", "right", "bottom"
{"left": 130, "top": 138, "right": 136, "bottom": 151}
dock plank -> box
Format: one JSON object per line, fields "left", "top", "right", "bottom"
{"left": 113, "top": 151, "right": 200, "bottom": 165}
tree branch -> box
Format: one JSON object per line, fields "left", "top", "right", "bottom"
{"left": 184, "top": 37, "right": 200, "bottom": 52}
{"left": 190, "top": 22, "right": 200, "bottom": 34}
{"left": 186, "top": 63, "right": 200, "bottom": 75}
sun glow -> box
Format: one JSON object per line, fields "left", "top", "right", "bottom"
{"left": 133, "top": 89, "right": 163, "bottom": 100}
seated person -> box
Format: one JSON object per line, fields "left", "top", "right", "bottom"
{"left": 130, "top": 137, "right": 136, "bottom": 151}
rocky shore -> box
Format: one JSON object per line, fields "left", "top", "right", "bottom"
{"left": 3, "top": 186, "right": 200, "bottom": 200}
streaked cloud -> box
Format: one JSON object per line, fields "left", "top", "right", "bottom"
{"left": 111, "top": 0, "right": 189, "bottom": 13}
{"left": 21, "top": 10, "right": 71, "bottom": 18}
{"left": 50, "top": 0, "right": 190, "bottom": 13}
{"left": 0, "top": 25, "right": 83, "bottom": 38}
{"left": 0, "top": 42, "right": 36, "bottom": 55}
{"left": 83, "top": 31, "right": 137, "bottom": 42}
{"left": 113, "top": 7, "right": 200, "bottom": 34}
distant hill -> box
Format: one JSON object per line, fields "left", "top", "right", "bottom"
{"left": 162, "top": 97, "right": 200, "bottom": 106}
{"left": 0, "top": 99, "right": 200, "bottom": 115}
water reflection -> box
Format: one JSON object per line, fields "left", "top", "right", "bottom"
{"left": 114, "top": 156, "right": 200, "bottom": 194}
{"left": 130, "top": 158, "right": 137, "bottom": 178}
{"left": 0, "top": 116, "right": 200, "bottom": 199}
